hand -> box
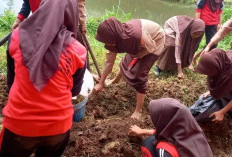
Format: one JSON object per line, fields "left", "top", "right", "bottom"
{"left": 200, "top": 91, "right": 210, "bottom": 98}
{"left": 209, "top": 110, "right": 225, "bottom": 122}
{"left": 11, "top": 18, "right": 22, "bottom": 30}
{"left": 128, "top": 125, "right": 143, "bottom": 136}
{"left": 79, "top": 25, "right": 87, "bottom": 34}
{"left": 94, "top": 83, "right": 104, "bottom": 93}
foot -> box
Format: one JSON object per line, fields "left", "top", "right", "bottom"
{"left": 178, "top": 72, "right": 184, "bottom": 78}
{"left": 188, "top": 65, "right": 195, "bottom": 71}
{"left": 131, "top": 111, "right": 141, "bottom": 120}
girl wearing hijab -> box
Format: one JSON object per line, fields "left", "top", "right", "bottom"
{"left": 94, "top": 17, "right": 165, "bottom": 120}
{"left": 129, "top": 98, "right": 213, "bottom": 157}
{"left": 196, "top": 48, "right": 232, "bottom": 122}
{"left": 0, "top": 0, "right": 87, "bottom": 156}
{"left": 195, "top": 0, "right": 224, "bottom": 48}
{"left": 154, "top": 16, "right": 205, "bottom": 78}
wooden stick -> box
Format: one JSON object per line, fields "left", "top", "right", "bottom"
{"left": 0, "top": 32, "right": 11, "bottom": 47}
{"left": 82, "top": 33, "right": 102, "bottom": 78}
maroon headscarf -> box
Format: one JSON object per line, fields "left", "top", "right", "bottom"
{"left": 177, "top": 16, "right": 205, "bottom": 68}
{"left": 149, "top": 98, "right": 213, "bottom": 157}
{"left": 208, "top": 0, "right": 223, "bottom": 12}
{"left": 197, "top": 48, "right": 232, "bottom": 99}
{"left": 19, "top": 0, "right": 78, "bottom": 91}
{"left": 95, "top": 17, "right": 142, "bottom": 55}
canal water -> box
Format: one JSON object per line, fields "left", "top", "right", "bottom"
{"left": 0, "top": 0, "right": 195, "bottom": 25}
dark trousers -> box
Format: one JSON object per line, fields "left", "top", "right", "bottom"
{"left": 205, "top": 25, "right": 217, "bottom": 49}
{"left": 0, "top": 128, "right": 70, "bottom": 157}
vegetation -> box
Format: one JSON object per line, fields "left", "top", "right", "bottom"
{"left": 0, "top": 4, "right": 231, "bottom": 75}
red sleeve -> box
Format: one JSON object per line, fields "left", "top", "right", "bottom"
{"left": 196, "top": 9, "right": 202, "bottom": 13}
{"left": 17, "top": 14, "right": 26, "bottom": 21}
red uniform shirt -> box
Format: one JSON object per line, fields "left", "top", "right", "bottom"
{"left": 196, "top": 0, "right": 223, "bottom": 25}
{"left": 2, "top": 29, "right": 86, "bottom": 137}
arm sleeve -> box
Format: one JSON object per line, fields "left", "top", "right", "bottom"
{"left": 6, "top": 34, "right": 15, "bottom": 92}
{"left": 195, "top": 0, "right": 206, "bottom": 12}
{"left": 17, "top": 0, "right": 31, "bottom": 20}
{"left": 71, "top": 60, "right": 87, "bottom": 97}
{"left": 174, "top": 31, "right": 181, "bottom": 64}
{"left": 102, "top": 51, "right": 117, "bottom": 75}
{"left": 78, "top": 0, "right": 87, "bottom": 28}
{"left": 156, "top": 148, "right": 173, "bottom": 157}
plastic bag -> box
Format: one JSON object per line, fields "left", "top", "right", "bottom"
{"left": 189, "top": 96, "right": 223, "bottom": 123}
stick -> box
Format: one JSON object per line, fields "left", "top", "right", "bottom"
{"left": 82, "top": 33, "right": 102, "bottom": 78}
{"left": 0, "top": 33, "right": 11, "bottom": 47}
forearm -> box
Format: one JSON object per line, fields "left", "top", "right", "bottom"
{"left": 78, "top": 0, "right": 87, "bottom": 28}
{"left": 195, "top": 12, "right": 201, "bottom": 19}
{"left": 99, "top": 51, "right": 117, "bottom": 85}
{"left": 18, "top": 0, "right": 31, "bottom": 20}
{"left": 219, "top": 14, "right": 222, "bottom": 26}
{"left": 140, "top": 129, "right": 155, "bottom": 136}
{"left": 220, "top": 100, "right": 232, "bottom": 114}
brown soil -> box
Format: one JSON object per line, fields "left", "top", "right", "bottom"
{"left": 0, "top": 71, "right": 231, "bottom": 157}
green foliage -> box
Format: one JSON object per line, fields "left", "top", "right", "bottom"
{"left": 0, "top": 10, "right": 15, "bottom": 75}
{"left": 218, "top": 7, "right": 232, "bottom": 50}
{"left": 0, "top": 10, "right": 15, "bottom": 32}
{"left": 87, "top": 0, "right": 131, "bottom": 36}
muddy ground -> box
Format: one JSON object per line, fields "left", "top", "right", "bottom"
{"left": 0, "top": 71, "right": 231, "bottom": 157}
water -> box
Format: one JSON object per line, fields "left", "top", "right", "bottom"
{"left": 0, "top": 0, "right": 194, "bottom": 25}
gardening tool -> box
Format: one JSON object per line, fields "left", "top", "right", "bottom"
{"left": 0, "top": 32, "right": 11, "bottom": 47}
{"left": 81, "top": 33, "right": 102, "bottom": 78}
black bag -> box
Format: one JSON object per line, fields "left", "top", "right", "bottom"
{"left": 189, "top": 96, "right": 223, "bottom": 123}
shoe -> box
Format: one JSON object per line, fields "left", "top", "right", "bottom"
{"left": 153, "top": 66, "right": 160, "bottom": 76}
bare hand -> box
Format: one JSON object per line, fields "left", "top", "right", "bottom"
{"left": 128, "top": 125, "right": 143, "bottom": 136}
{"left": 200, "top": 91, "right": 210, "bottom": 98}
{"left": 209, "top": 111, "right": 225, "bottom": 122}
{"left": 79, "top": 25, "right": 87, "bottom": 34}
{"left": 11, "top": 18, "right": 22, "bottom": 30}
{"left": 94, "top": 83, "right": 104, "bottom": 93}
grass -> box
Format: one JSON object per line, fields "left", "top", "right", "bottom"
{"left": 0, "top": 4, "right": 232, "bottom": 76}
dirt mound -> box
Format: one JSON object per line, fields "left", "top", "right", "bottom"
{"left": 0, "top": 71, "right": 231, "bottom": 157}
{"left": 0, "top": 75, "right": 8, "bottom": 110}
{"left": 65, "top": 116, "right": 153, "bottom": 157}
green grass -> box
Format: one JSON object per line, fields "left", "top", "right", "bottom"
{"left": 0, "top": 5, "right": 231, "bottom": 76}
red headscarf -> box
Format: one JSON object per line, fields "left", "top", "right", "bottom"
{"left": 19, "top": 0, "right": 79, "bottom": 91}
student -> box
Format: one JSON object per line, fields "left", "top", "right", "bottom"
{"left": 11, "top": 0, "right": 87, "bottom": 34}
{"left": 94, "top": 17, "right": 165, "bottom": 120}
{"left": 204, "top": 17, "right": 232, "bottom": 53}
{"left": 129, "top": 98, "right": 213, "bottom": 157}
{"left": 196, "top": 48, "right": 232, "bottom": 122}
{"left": 0, "top": 0, "right": 87, "bottom": 156}
{"left": 155, "top": 16, "right": 205, "bottom": 78}
{"left": 195, "top": 0, "right": 224, "bottom": 48}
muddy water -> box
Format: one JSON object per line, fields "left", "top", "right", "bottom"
{"left": 1, "top": 0, "right": 194, "bottom": 25}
